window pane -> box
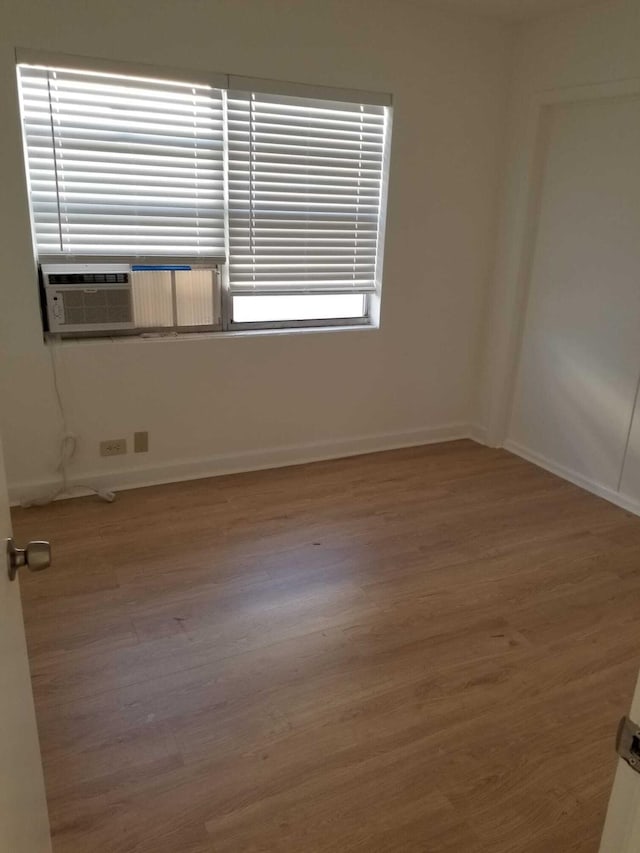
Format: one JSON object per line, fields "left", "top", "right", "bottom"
{"left": 232, "top": 294, "right": 366, "bottom": 323}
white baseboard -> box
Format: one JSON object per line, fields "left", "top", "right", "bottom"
{"left": 504, "top": 439, "right": 640, "bottom": 518}
{"left": 11, "top": 422, "right": 487, "bottom": 506}
{"left": 467, "top": 423, "right": 489, "bottom": 445}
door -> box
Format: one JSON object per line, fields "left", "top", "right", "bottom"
{"left": 0, "top": 433, "right": 51, "bottom": 852}
{"left": 600, "top": 670, "right": 640, "bottom": 851}
{"left": 508, "top": 95, "right": 640, "bottom": 492}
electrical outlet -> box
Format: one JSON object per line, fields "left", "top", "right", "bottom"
{"left": 100, "top": 438, "right": 127, "bottom": 457}
{"left": 134, "top": 431, "right": 149, "bottom": 453}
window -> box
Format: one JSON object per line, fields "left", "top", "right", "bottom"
{"left": 18, "top": 65, "right": 225, "bottom": 260}
{"left": 232, "top": 294, "right": 367, "bottom": 324}
{"left": 17, "top": 58, "right": 391, "bottom": 334}
{"left": 227, "top": 90, "right": 386, "bottom": 328}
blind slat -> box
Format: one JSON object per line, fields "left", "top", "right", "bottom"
{"left": 19, "top": 65, "right": 388, "bottom": 282}
{"left": 19, "top": 65, "right": 225, "bottom": 259}
{"left": 228, "top": 89, "right": 386, "bottom": 295}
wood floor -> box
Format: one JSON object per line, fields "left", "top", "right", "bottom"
{"left": 12, "top": 440, "right": 640, "bottom": 852}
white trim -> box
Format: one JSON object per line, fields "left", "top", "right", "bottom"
{"left": 373, "top": 105, "right": 393, "bottom": 329}
{"left": 468, "top": 423, "right": 489, "bottom": 446}
{"left": 15, "top": 47, "right": 228, "bottom": 89}
{"left": 15, "top": 48, "right": 393, "bottom": 107}
{"left": 228, "top": 74, "right": 392, "bottom": 106}
{"left": 10, "top": 423, "right": 479, "bottom": 506}
{"left": 50, "top": 321, "right": 378, "bottom": 346}
{"left": 504, "top": 439, "right": 640, "bottom": 518}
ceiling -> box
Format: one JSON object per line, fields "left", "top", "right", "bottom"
{"left": 432, "top": 0, "right": 608, "bottom": 21}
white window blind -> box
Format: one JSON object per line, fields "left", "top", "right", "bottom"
{"left": 227, "top": 91, "right": 387, "bottom": 294}
{"left": 18, "top": 65, "right": 225, "bottom": 260}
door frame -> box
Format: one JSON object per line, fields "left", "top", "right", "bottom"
{"left": 483, "top": 75, "right": 640, "bottom": 450}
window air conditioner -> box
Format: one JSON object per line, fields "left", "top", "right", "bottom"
{"left": 42, "top": 263, "right": 134, "bottom": 334}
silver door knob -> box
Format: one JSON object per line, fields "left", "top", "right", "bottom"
{"left": 6, "top": 538, "right": 51, "bottom": 581}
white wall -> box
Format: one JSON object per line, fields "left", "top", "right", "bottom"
{"left": 479, "top": 0, "right": 640, "bottom": 516}
{"left": 507, "top": 95, "right": 640, "bottom": 496}
{"left": 0, "top": 0, "right": 513, "bottom": 500}
{"left": 481, "top": 0, "right": 640, "bottom": 444}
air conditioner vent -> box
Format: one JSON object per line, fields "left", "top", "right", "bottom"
{"left": 48, "top": 272, "right": 129, "bottom": 285}
{"left": 55, "top": 288, "right": 133, "bottom": 326}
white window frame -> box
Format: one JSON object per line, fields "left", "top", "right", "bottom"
{"left": 221, "top": 282, "right": 374, "bottom": 332}
{"left": 15, "top": 49, "right": 393, "bottom": 337}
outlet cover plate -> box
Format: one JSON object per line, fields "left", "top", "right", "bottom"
{"left": 100, "top": 438, "right": 127, "bottom": 457}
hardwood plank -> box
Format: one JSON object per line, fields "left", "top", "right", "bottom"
{"left": 12, "top": 440, "right": 640, "bottom": 852}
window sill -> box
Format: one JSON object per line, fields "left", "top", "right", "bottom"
{"left": 46, "top": 322, "right": 378, "bottom": 347}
